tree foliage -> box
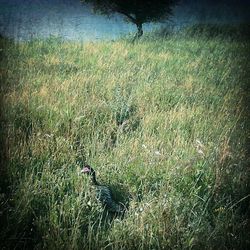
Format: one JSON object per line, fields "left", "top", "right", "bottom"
{"left": 81, "top": 0, "right": 179, "bottom": 39}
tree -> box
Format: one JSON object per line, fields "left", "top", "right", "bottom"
{"left": 81, "top": 0, "right": 179, "bottom": 40}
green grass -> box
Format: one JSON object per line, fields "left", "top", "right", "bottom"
{"left": 0, "top": 24, "right": 249, "bottom": 249}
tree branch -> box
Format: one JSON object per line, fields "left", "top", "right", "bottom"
{"left": 116, "top": 10, "right": 136, "bottom": 23}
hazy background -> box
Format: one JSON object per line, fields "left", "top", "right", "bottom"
{"left": 0, "top": 0, "right": 250, "bottom": 41}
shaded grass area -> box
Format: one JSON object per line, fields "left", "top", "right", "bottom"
{"left": 150, "top": 23, "right": 250, "bottom": 42}
{"left": 0, "top": 24, "right": 250, "bottom": 249}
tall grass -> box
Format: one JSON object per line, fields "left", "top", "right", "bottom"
{"left": 0, "top": 24, "right": 249, "bottom": 249}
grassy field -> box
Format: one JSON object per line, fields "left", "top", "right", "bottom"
{"left": 0, "top": 24, "right": 249, "bottom": 249}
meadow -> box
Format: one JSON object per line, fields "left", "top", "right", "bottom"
{"left": 0, "top": 24, "right": 249, "bottom": 249}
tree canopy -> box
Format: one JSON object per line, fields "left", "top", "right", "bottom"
{"left": 81, "top": 0, "right": 179, "bottom": 39}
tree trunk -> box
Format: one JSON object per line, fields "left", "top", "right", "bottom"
{"left": 132, "top": 22, "right": 143, "bottom": 42}
{"left": 136, "top": 23, "right": 143, "bottom": 38}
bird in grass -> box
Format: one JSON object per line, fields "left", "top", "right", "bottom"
{"left": 81, "top": 165, "right": 125, "bottom": 214}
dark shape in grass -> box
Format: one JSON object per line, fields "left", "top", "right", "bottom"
{"left": 107, "top": 85, "right": 141, "bottom": 148}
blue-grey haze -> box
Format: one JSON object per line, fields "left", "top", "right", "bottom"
{"left": 0, "top": 0, "right": 249, "bottom": 41}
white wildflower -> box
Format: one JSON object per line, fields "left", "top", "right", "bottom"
{"left": 197, "top": 149, "right": 205, "bottom": 156}
{"left": 154, "top": 151, "right": 161, "bottom": 156}
{"left": 195, "top": 139, "right": 205, "bottom": 156}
